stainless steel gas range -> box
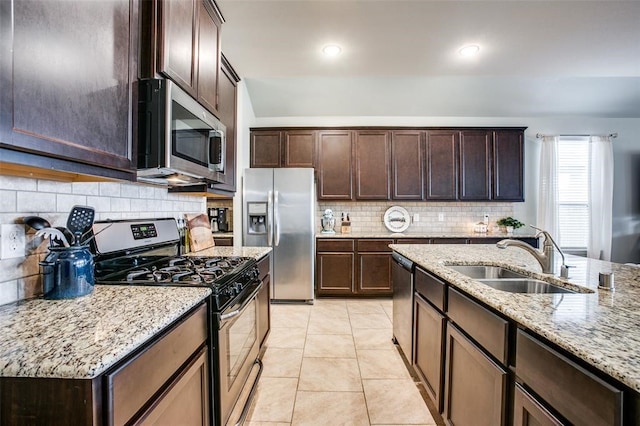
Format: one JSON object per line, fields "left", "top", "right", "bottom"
{"left": 90, "top": 218, "right": 263, "bottom": 426}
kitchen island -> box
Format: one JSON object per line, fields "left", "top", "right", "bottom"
{"left": 391, "top": 243, "right": 640, "bottom": 425}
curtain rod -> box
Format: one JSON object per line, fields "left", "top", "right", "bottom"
{"left": 535, "top": 133, "right": 618, "bottom": 139}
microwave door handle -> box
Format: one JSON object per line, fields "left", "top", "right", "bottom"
{"left": 274, "top": 190, "right": 280, "bottom": 246}
{"left": 267, "top": 190, "right": 273, "bottom": 247}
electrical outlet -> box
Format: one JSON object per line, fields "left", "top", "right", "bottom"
{"left": 0, "top": 224, "right": 26, "bottom": 259}
{"left": 413, "top": 213, "right": 420, "bottom": 223}
{"left": 438, "top": 213, "right": 444, "bottom": 222}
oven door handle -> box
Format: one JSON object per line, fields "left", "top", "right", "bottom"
{"left": 219, "top": 280, "right": 263, "bottom": 323}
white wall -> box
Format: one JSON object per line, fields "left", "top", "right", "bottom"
{"left": 232, "top": 81, "right": 257, "bottom": 245}
{"left": 242, "top": 115, "right": 640, "bottom": 263}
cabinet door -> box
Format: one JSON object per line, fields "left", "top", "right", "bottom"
{"left": 196, "top": 0, "right": 221, "bottom": 115}
{"left": 250, "top": 130, "right": 282, "bottom": 168}
{"left": 444, "top": 324, "right": 508, "bottom": 426}
{"left": 159, "top": 0, "right": 198, "bottom": 97}
{"left": 391, "top": 130, "right": 424, "bottom": 200}
{"left": 425, "top": 131, "right": 459, "bottom": 200}
{"left": 493, "top": 130, "right": 524, "bottom": 201}
{"left": 137, "top": 348, "right": 210, "bottom": 426}
{"left": 513, "top": 384, "right": 563, "bottom": 426}
{"left": 354, "top": 130, "right": 391, "bottom": 200}
{"left": 284, "top": 130, "right": 316, "bottom": 168}
{"left": 316, "top": 252, "right": 355, "bottom": 295}
{"left": 1, "top": 0, "right": 136, "bottom": 179}
{"left": 317, "top": 130, "right": 353, "bottom": 200}
{"left": 459, "top": 130, "right": 492, "bottom": 200}
{"left": 357, "top": 253, "right": 392, "bottom": 294}
{"left": 213, "top": 57, "right": 239, "bottom": 192}
{"left": 414, "top": 294, "right": 446, "bottom": 412}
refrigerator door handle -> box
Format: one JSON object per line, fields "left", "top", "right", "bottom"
{"left": 267, "top": 190, "right": 273, "bottom": 246}
{"left": 274, "top": 190, "right": 281, "bottom": 246}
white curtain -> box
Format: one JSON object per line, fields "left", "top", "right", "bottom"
{"left": 588, "top": 136, "right": 614, "bottom": 261}
{"left": 537, "top": 136, "right": 559, "bottom": 241}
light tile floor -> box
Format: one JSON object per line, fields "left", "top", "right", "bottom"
{"left": 245, "top": 298, "right": 437, "bottom": 426}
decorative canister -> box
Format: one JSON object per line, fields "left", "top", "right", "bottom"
{"left": 40, "top": 245, "right": 94, "bottom": 299}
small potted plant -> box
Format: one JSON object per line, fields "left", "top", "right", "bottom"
{"left": 496, "top": 217, "right": 525, "bottom": 235}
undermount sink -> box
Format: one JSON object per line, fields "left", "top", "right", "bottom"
{"left": 447, "top": 265, "right": 528, "bottom": 279}
{"left": 475, "top": 278, "right": 577, "bottom": 294}
{"left": 447, "top": 264, "right": 580, "bottom": 294}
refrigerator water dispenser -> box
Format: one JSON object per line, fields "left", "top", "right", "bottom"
{"left": 247, "top": 202, "right": 268, "bottom": 234}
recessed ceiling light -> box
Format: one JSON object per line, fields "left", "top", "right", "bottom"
{"left": 322, "top": 44, "right": 342, "bottom": 57}
{"left": 459, "top": 44, "right": 480, "bottom": 57}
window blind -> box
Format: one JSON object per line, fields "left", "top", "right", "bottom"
{"left": 557, "top": 138, "right": 590, "bottom": 250}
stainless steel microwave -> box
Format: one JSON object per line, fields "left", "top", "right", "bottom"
{"left": 137, "top": 79, "right": 225, "bottom": 186}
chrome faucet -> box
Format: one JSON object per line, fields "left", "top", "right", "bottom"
{"left": 496, "top": 225, "right": 566, "bottom": 275}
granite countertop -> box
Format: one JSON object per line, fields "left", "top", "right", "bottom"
{"left": 390, "top": 244, "right": 640, "bottom": 392}
{"left": 189, "top": 246, "right": 272, "bottom": 259}
{"left": 0, "top": 286, "right": 211, "bottom": 379}
{"left": 317, "top": 231, "right": 538, "bottom": 239}
{"left": 211, "top": 232, "right": 234, "bottom": 237}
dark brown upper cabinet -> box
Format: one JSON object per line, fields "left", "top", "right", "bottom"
{"left": 250, "top": 129, "right": 316, "bottom": 168}
{"left": 459, "top": 130, "right": 492, "bottom": 200}
{"left": 284, "top": 130, "right": 316, "bottom": 168}
{"left": 493, "top": 130, "right": 524, "bottom": 201}
{"left": 156, "top": 0, "right": 222, "bottom": 115}
{"left": 0, "top": 0, "right": 138, "bottom": 181}
{"left": 211, "top": 55, "right": 240, "bottom": 193}
{"left": 391, "top": 130, "right": 424, "bottom": 200}
{"left": 317, "top": 130, "right": 353, "bottom": 200}
{"left": 354, "top": 130, "right": 390, "bottom": 200}
{"left": 250, "top": 130, "right": 282, "bottom": 168}
{"left": 425, "top": 131, "right": 459, "bottom": 200}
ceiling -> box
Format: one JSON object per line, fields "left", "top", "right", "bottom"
{"left": 217, "top": 0, "right": 640, "bottom": 118}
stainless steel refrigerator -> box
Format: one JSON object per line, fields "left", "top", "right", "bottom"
{"left": 243, "top": 168, "right": 315, "bottom": 303}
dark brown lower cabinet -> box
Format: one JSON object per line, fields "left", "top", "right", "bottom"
{"left": 0, "top": 303, "right": 209, "bottom": 425}
{"left": 257, "top": 274, "right": 271, "bottom": 348}
{"left": 414, "top": 293, "right": 446, "bottom": 412}
{"left": 444, "top": 324, "right": 508, "bottom": 426}
{"left": 136, "top": 347, "right": 209, "bottom": 425}
{"left": 515, "top": 329, "right": 623, "bottom": 426}
{"left": 213, "top": 236, "right": 233, "bottom": 246}
{"left": 358, "top": 253, "right": 393, "bottom": 294}
{"left": 513, "top": 384, "right": 563, "bottom": 426}
{"left": 316, "top": 252, "right": 355, "bottom": 295}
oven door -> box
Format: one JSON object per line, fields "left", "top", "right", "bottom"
{"left": 218, "top": 280, "right": 262, "bottom": 424}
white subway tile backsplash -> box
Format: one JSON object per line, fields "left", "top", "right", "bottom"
{"left": 0, "top": 176, "right": 37, "bottom": 191}
{"left": 317, "top": 201, "right": 516, "bottom": 234}
{"left": 38, "top": 180, "right": 72, "bottom": 193}
{"left": 56, "top": 194, "right": 89, "bottom": 212}
{"left": 17, "top": 191, "right": 56, "bottom": 213}
{"left": 0, "top": 175, "right": 208, "bottom": 305}
{"left": 72, "top": 182, "right": 100, "bottom": 195}
{"left": 99, "top": 182, "right": 121, "bottom": 197}
{"left": 120, "top": 184, "right": 140, "bottom": 198}
{"left": 0, "top": 190, "right": 16, "bottom": 212}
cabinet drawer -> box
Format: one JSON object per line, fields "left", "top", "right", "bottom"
{"left": 447, "top": 288, "right": 508, "bottom": 364}
{"left": 395, "top": 238, "right": 430, "bottom": 244}
{"left": 107, "top": 304, "right": 208, "bottom": 426}
{"left": 516, "top": 329, "right": 623, "bottom": 426}
{"left": 414, "top": 267, "right": 446, "bottom": 312}
{"left": 356, "top": 239, "right": 394, "bottom": 252}
{"left": 431, "top": 238, "right": 469, "bottom": 244}
{"left": 317, "top": 239, "right": 355, "bottom": 252}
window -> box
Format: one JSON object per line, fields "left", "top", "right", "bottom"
{"left": 557, "top": 137, "right": 590, "bottom": 253}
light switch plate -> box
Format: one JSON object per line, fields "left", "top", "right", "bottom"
{"left": 0, "top": 224, "right": 26, "bottom": 259}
